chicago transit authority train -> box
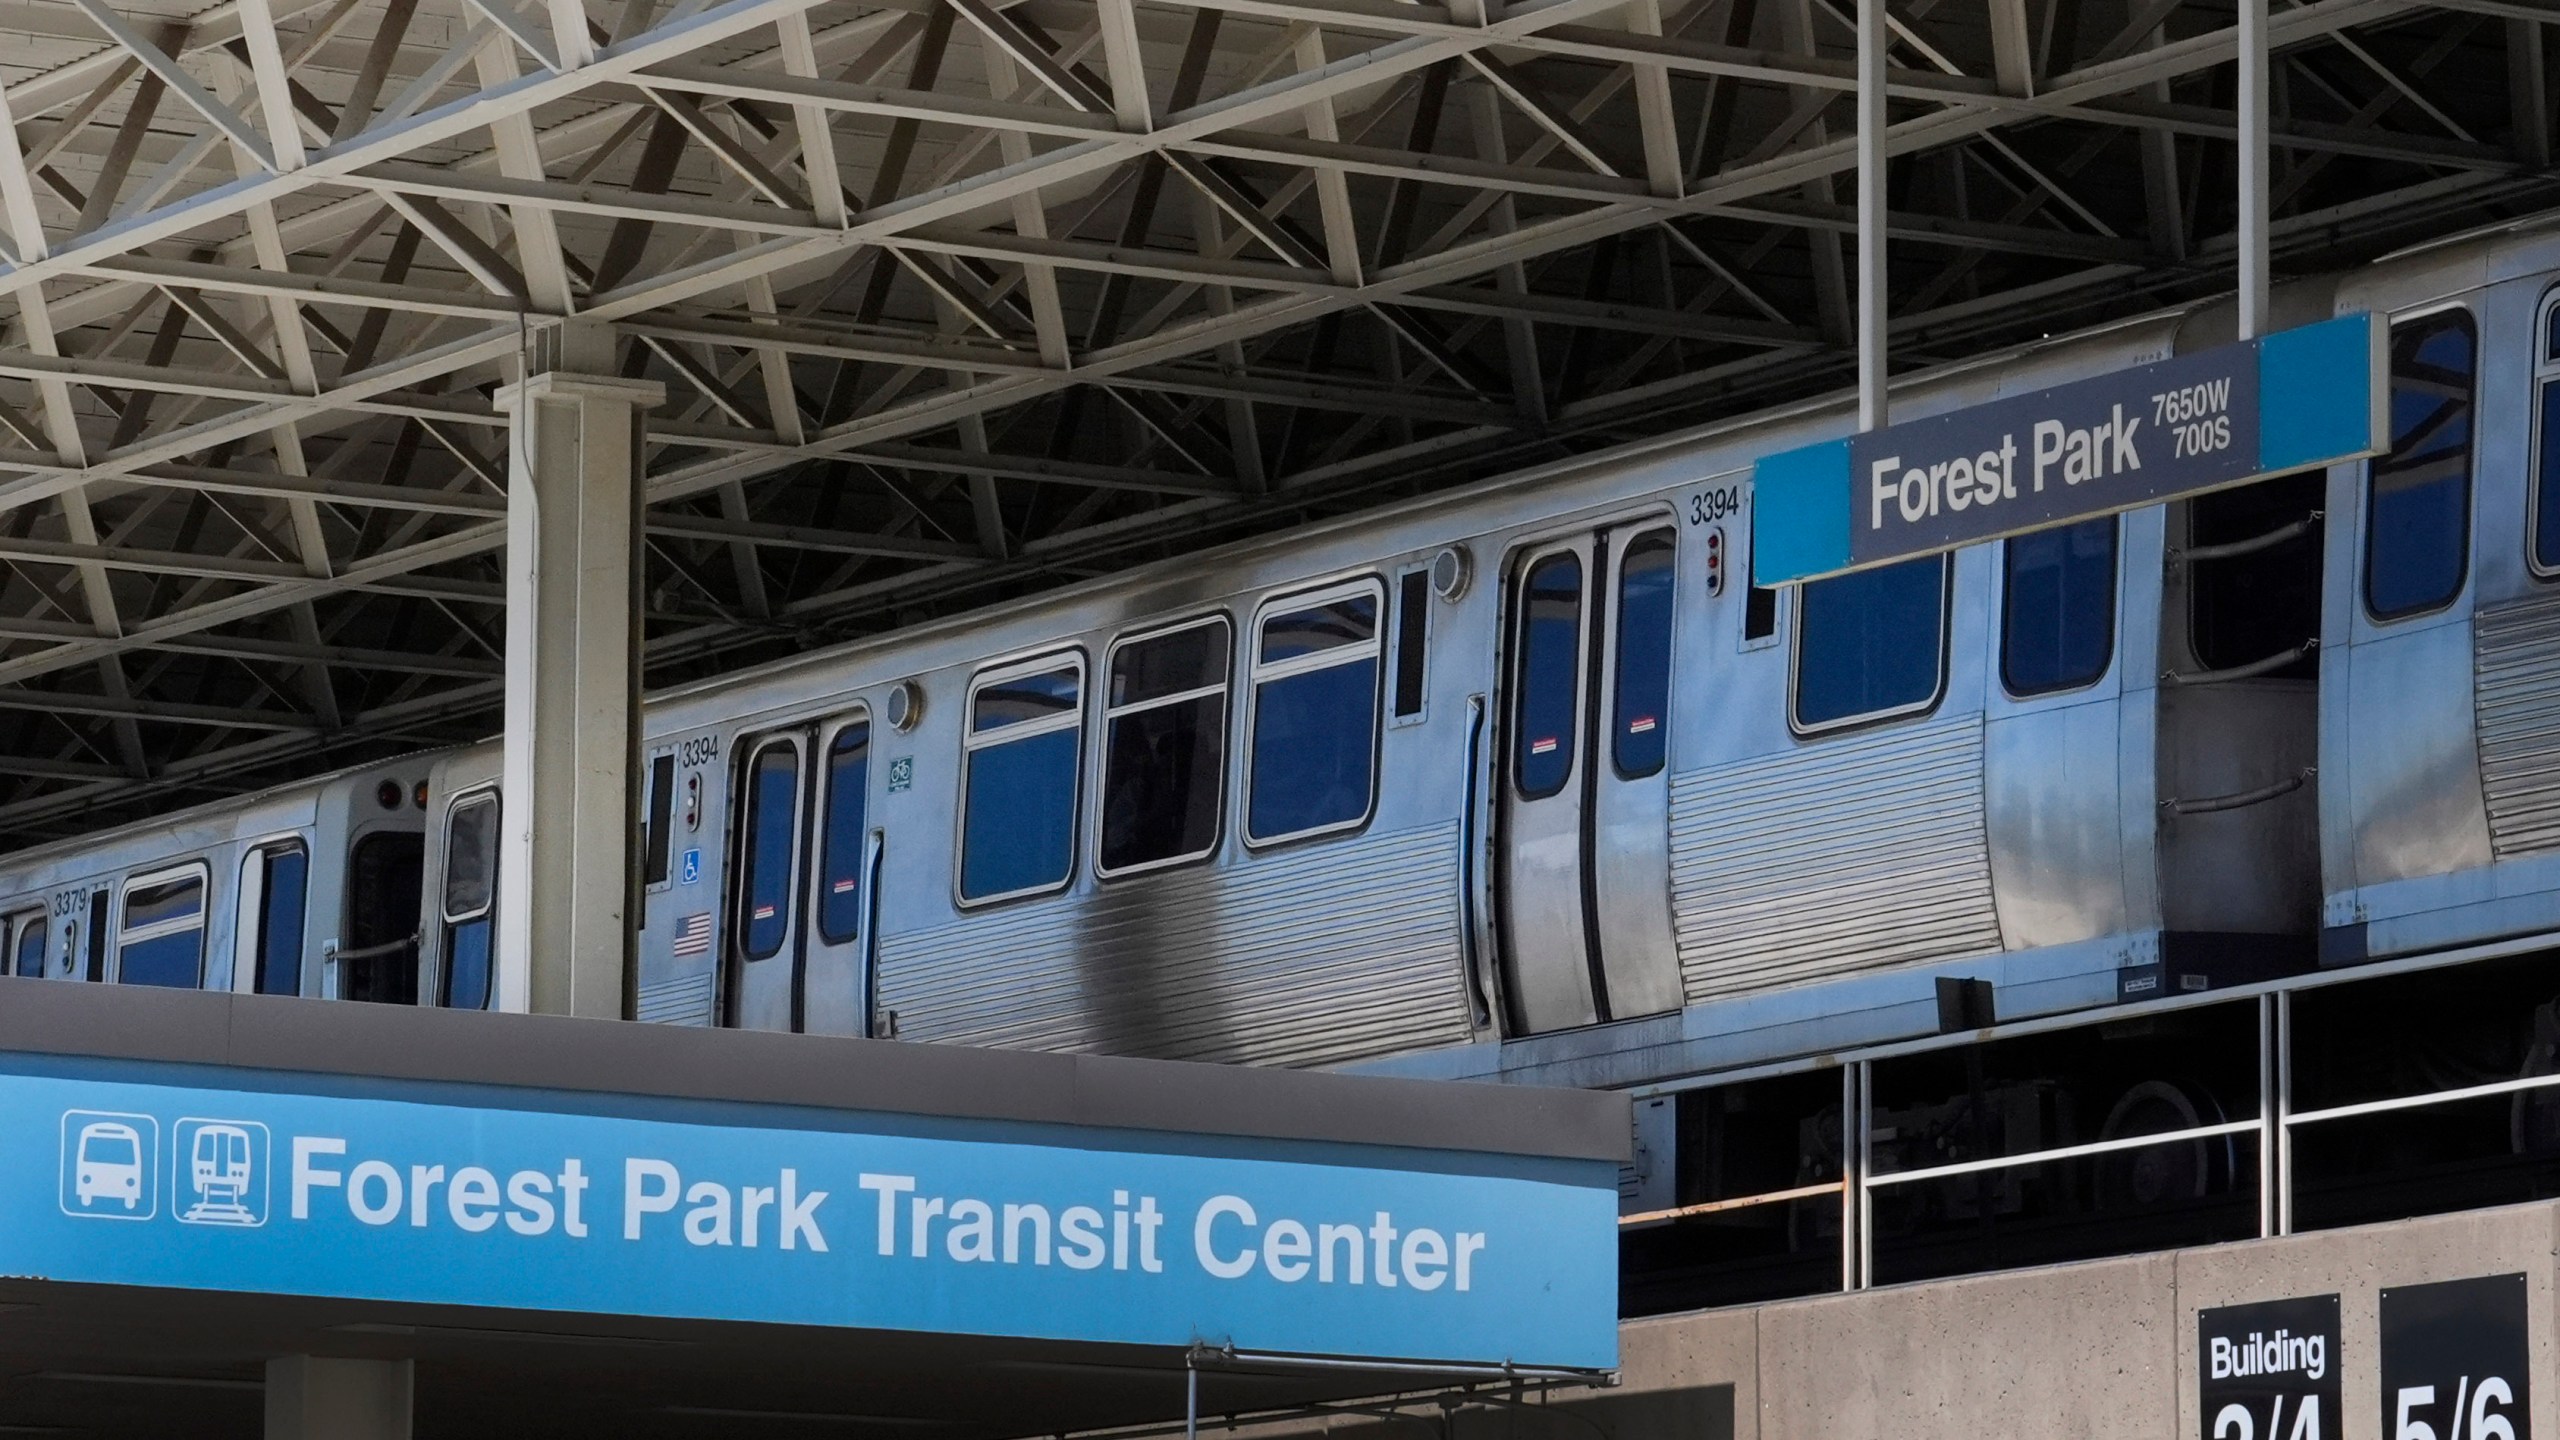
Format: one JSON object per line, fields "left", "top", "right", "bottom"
{"left": 9, "top": 216, "right": 2560, "bottom": 1309}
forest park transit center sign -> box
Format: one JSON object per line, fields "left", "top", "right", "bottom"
{"left": 1751, "top": 312, "right": 2389, "bottom": 584}
{"left": 0, "top": 1004, "right": 1620, "bottom": 1374}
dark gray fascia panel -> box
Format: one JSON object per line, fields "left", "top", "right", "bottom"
{"left": 0, "top": 977, "right": 1628, "bottom": 1162}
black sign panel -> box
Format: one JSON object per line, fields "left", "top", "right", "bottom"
{"left": 2380, "top": 1274, "right": 2533, "bottom": 1440}
{"left": 2200, "top": 1294, "right": 2341, "bottom": 1440}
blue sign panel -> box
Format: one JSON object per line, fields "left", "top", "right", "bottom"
{"left": 0, "top": 1053, "right": 1618, "bottom": 1370}
{"left": 1752, "top": 313, "right": 2388, "bottom": 584}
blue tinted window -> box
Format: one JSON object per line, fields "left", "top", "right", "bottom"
{"left": 1248, "top": 587, "right": 1381, "bottom": 843}
{"left": 1249, "top": 663, "right": 1378, "bottom": 839}
{"left": 1514, "top": 552, "right": 1583, "bottom": 799}
{"left": 2366, "top": 310, "right": 2474, "bottom": 619}
{"left": 2002, "top": 517, "right": 2117, "bottom": 695}
{"left": 12, "top": 914, "right": 41, "bottom": 976}
{"left": 444, "top": 920, "right": 491, "bottom": 1010}
{"left": 1793, "top": 556, "right": 1947, "bottom": 731}
{"left": 254, "top": 846, "right": 307, "bottom": 996}
{"left": 440, "top": 794, "right": 497, "bottom": 1009}
{"left": 817, "top": 725, "right": 869, "bottom": 943}
{"left": 1614, "top": 532, "right": 1676, "bottom": 778}
{"left": 737, "top": 744, "right": 800, "bottom": 955}
{"left": 962, "top": 728, "right": 1079, "bottom": 899}
{"left": 116, "top": 873, "right": 204, "bottom": 989}
{"left": 2538, "top": 376, "right": 2560, "bottom": 573}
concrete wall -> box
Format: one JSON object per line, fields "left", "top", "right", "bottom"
{"left": 1599, "top": 1200, "right": 2560, "bottom": 1440}
{"left": 1248, "top": 1201, "right": 2558, "bottom": 1440}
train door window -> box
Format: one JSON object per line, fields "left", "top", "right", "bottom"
{"left": 1100, "top": 617, "right": 1230, "bottom": 876}
{"left": 83, "top": 887, "right": 107, "bottom": 981}
{"left": 816, "top": 723, "right": 869, "bottom": 943}
{"left": 2001, "top": 516, "right": 2118, "bottom": 696}
{"left": 116, "top": 865, "right": 206, "bottom": 989}
{"left": 642, "top": 750, "right": 677, "bottom": 892}
{"left": 344, "top": 832, "right": 422, "bottom": 1005}
{"left": 1390, "top": 569, "right": 1430, "bottom": 724}
{"left": 440, "top": 792, "right": 498, "bottom": 1009}
{"left": 7, "top": 908, "right": 40, "bottom": 976}
{"left": 1246, "top": 581, "right": 1383, "bottom": 844}
{"left": 1513, "top": 552, "right": 1583, "bottom": 799}
{"left": 2366, "top": 307, "right": 2475, "bottom": 620}
{"left": 1614, "top": 529, "right": 1677, "bottom": 778}
{"left": 960, "top": 657, "right": 1084, "bottom": 902}
{"left": 237, "top": 842, "right": 308, "bottom": 997}
{"left": 735, "top": 739, "right": 803, "bottom": 957}
{"left": 2534, "top": 288, "right": 2560, "bottom": 574}
{"left": 1790, "top": 555, "right": 1949, "bottom": 733}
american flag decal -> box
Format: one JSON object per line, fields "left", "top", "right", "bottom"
{"left": 672, "top": 912, "right": 713, "bottom": 958}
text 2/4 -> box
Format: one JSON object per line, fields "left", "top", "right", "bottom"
{"left": 1688, "top": 487, "right": 1742, "bottom": 526}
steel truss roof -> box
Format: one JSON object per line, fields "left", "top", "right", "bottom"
{"left": 0, "top": 0, "right": 2545, "bottom": 837}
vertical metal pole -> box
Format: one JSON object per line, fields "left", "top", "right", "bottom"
{"left": 2257, "top": 993, "right": 2277, "bottom": 1239}
{"left": 2275, "top": 991, "right": 2295, "bottom": 1235}
{"left": 1185, "top": 1352, "right": 1199, "bottom": 1440}
{"left": 1857, "top": 0, "right": 1889, "bottom": 428}
{"left": 2237, "top": 0, "right": 2269, "bottom": 338}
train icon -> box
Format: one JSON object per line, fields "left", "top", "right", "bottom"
{"left": 174, "top": 1118, "right": 269, "bottom": 1227}
{"left": 58, "top": 1110, "right": 157, "bottom": 1221}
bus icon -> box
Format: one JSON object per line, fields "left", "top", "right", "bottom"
{"left": 59, "top": 1110, "right": 158, "bottom": 1220}
{"left": 174, "top": 1118, "right": 269, "bottom": 1227}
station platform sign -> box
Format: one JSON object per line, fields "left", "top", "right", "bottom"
{"left": 1752, "top": 312, "right": 2389, "bottom": 585}
{"left": 0, "top": 982, "right": 1622, "bottom": 1376}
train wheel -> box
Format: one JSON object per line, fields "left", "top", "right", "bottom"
{"left": 2095, "top": 1080, "right": 2224, "bottom": 1211}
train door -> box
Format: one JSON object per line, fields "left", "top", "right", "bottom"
{"left": 726, "top": 728, "right": 808, "bottom": 1032}
{"left": 1499, "top": 525, "right": 1684, "bottom": 1033}
{"left": 801, "top": 713, "right": 875, "bottom": 1037}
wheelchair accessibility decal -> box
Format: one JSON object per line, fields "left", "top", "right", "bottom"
{"left": 58, "top": 1110, "right": 269, "bottom": 1227}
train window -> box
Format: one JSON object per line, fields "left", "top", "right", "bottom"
{"left": 642, "top": 751, "right": 676, "bottom": 891}
{"left": 1615, "top": 530, "right": 1677, "bottom": 779}
{"left": 2001, "top": 516, "right": 2117, "bottom": 696}
{"left": 2534, "top": 289, "right": 2560, "bottom": 574}
{"left": 84, "top": 887, "right": 107, "bottom": 981}
{"left": 440, "top": 792, "right": 498, "bottom": 1010}
{"left": 238, "top": 842, "right": 308, "bottom": 997}
{"left": 2189, "top": 473, "right": 2323, "bottom": 678}
{"left": 1099, "top": 618, "right": 1230, "bottom": 877}
{"left": 816, "top": 722, "right": 869, "bottom": 943}
{"left": 1790, "top": 555, "right": 1948, "bottom": 733}
{"left": 2366, "top": 307, "right": 2475, "bottom": 620}
{"left": 1247, "top": 582, "right": 1382, "bottom": 844}
{"left": 1391, "top": 569, "right": 1430, "bottom": 722}
{"left": 7, "top": 908, "right": 40, "bottom": 976}
{"left": 1513, "top": 553, "right": 1583, "bottom": 800}
{"left": 735, "top": 740, "right": 801, "bottom": 957}
{"left": 961, "top": 656, "right": 1084, "bottom": 902}
{"left": 116, "top": 865, "right": 206, "bottom": 989}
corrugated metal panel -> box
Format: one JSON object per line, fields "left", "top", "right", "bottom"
{"left": 877, "top": 822, "right": 1474, "bottom": 1067}
{"left": 636, "top": 971, "right": 714, "bottom": 1026}
{"left": 2475, "top": 592, "right": 2560, "bottom": 856}
{"left": 1669, "top": 714, "right": 2001, "bottom": 1001}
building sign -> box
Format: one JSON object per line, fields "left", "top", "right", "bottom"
{"left": 1751, "top": 313, "right": 2387, "bottom": 585}
{"left": 2379, "top": 1274, "right": 2532, "bottom": 1440}
{"left": 2199, "top": 1294, "right": 2341, "bottom": 1440}
{"left": 8, "top": 1053, "right": 1619, "bottom": 1370}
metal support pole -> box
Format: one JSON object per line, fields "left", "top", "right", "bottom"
{"left": 1856, "top": 0, "right": 1888, "bottom": 430}
{"left": 1185, "top": 1351, "right": 1199, "bottom": 1440}
{"left": 2275, "top": 990, "right": 2294, "bottom": 1236}
{"left": 2237, "top": 0, "right": 2269, "bottom": 338}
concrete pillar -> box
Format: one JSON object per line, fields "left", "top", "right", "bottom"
{"left": 490, "top": 322, "right": 664, "bottom": 1019}
{"left": 265, "top": 1356, "right": 413, "bottom": 1440}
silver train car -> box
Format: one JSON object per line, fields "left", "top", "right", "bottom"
{"left": 12, "top": 218, "right": 2560, "bottom": 1117}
